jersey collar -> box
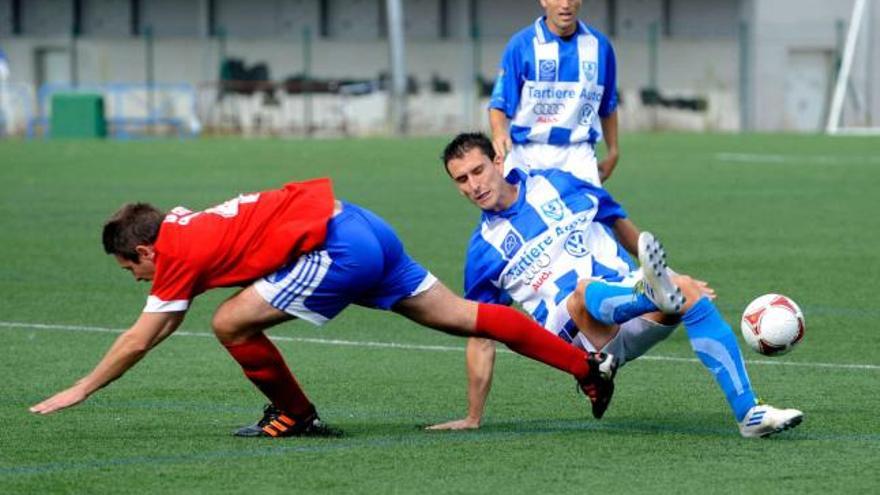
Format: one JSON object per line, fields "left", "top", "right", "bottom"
{"left": 534, "top": 16, "right": 589, "bottom": 44}
{"left": 481, "top": 180, "right": 526, "bottom": 222}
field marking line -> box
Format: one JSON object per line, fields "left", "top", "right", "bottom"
{"left": 2, "top": 320, "right": 879, "bottom": 371}
{"left": 714, "top": 152, "right": 880, "bottom": 165}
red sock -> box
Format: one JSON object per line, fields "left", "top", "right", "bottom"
{"left": 222, "top": 333, "right": 314, "bottom": 416}
{"left": 475, "top": 303, "right": 590, "bottom": 379}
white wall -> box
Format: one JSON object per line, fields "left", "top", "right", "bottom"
{"left": 0, "top": 0, "right": 12, "bottom": 37}
{"left": 582, "top": 0, "right": 611, "bottom": 33}
{"left": 326, "top": 0, "right": 381, "bottom": 39}
{"left": 473, "top": 0, "right": 540, "bottom": 38}
{"left": 404, "top": 0, "right": 441, "bottom": 39}
{"left": 615, "top": 0, "right": 662, "bottom": 39}
{"left": 742, "top": 0, "right": 878, "bottom": 131}
{"left": 0, "top": 0, "right": 770, "bottom": 133}
{"left": 81, "top": 0, "right": 132, "bottom": 37}
{"left": 22, "top": 0, "right": 73, "bottom": 36}
{"left": 670, "top": 0, "right": 738, "bottom": 39}
{"left": 141, "top": 0, "right": 206, "bottom": 37}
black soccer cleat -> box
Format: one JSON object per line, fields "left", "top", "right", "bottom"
{"left": 234, "top": 403, "right": 342, "bottom": 438}
{"left": 577, "top": 352, "right": 619, "bottom": 419}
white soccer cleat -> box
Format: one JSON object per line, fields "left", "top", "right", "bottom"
{"left": 738, "top": 404, "right": 804, "bottom": 438}
{"left": 637, "top": 232, "right": 685, "bottom": 314}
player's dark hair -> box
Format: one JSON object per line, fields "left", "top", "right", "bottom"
{"left": 441, "top": 132, "right": 496, "bottom": 174}
{"left": 102, "top": 203, "right": 164, "bottom": 262}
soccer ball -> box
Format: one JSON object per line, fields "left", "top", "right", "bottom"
{"left": 740, "top": 294, "right": 805, "bottom": 356}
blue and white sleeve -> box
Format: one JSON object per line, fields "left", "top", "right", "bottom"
{"left": 592, "top": 186, "right": 628, "bottom": 226}
{"left": 598, "top": 40, "right": 618, "bottom": 118}
{"left": 488, "top": 40, "right": 522, "bottom": 118}
{"left": 463, "top": 234, "right": 512, "bottom": 305}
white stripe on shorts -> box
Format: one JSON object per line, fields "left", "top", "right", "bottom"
{"left": 412, "top": 273, "right": 439, "bottom": 298}
{"left": 254, "top": 250, "right": 333, "bottom": 326}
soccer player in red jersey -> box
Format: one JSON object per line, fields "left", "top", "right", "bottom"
{"left": 29, "top": 178, "right": 618, "bottom": 437}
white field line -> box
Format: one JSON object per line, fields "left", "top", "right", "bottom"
{"left": 714, "top": 152, "right": 880, "bottom": 165}
{"left": 2, "top": 320, "right": 879, "bottom": 371}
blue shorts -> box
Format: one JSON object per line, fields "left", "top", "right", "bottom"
{"left": 254, "top": 202, "right": 437, "bottom": 325}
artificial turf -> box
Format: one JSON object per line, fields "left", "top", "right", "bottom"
{"left": 1, "top": 133, "right": 878, "bottom": 493}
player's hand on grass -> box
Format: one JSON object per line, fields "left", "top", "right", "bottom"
{"left": 425, "top": 417, "right": 481, "bottom": 431}
{"left": 29, "top": 384, "right": 89, "bottom": 415}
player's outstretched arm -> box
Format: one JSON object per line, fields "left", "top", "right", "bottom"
{"left": 426, "top": 337, "right": 497, "bottom": 430}
{"left": 29, "top": 311, "right": 185, "bottom": 415}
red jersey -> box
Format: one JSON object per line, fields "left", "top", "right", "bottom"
{"left": 144, "top": 178, "right": 335, "bottom": 312}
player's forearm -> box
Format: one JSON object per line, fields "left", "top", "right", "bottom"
{"left": 489, "top": 109, "right": 510, "bottom": 141}
{"left": 78, "top": 312, "right": 183, "bottom": 395}
{"left": 598, "top": 112, "right": 620, "bottom": 182}
{"left": 464, "top": 337, "right": 497, "bottom": 422}
{"left": 612, "top": 218, "right": 641, "bottom": 258}
{"left": 78, "top": 330, "right": 152, "bottom": 394}
{"left": 601, "top": 111, "right": 619, "bottom": 158}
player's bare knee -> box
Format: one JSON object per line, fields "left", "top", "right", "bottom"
{"left": 211, "top": 306, "right": 239, "bottom": 343}
{"left": 567, "top": 280, "right": 618, "bottom": 339}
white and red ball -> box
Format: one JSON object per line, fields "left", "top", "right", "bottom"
{"left": 740, "top": 294, "right": 805, "bottom": 356}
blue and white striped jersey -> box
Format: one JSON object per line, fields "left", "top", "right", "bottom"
{"left": 489, "top": 17, "right": 618, "bottom": 147}
{"left": 464, "top": 169, "right": 634, "bottom": 338}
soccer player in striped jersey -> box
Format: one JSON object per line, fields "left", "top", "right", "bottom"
{"left": 431, "top": 133, "right": 803, "bottom": 437}
{"left": 490, "top": 0, "right": 618, "bottom": 186}
{"left": 488, "top": 0, "right": 641, "bottom": 252}
{"left": 29, "top": 178, "right": 620, "bottom": 436}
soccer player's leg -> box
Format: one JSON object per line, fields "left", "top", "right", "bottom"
{"left": 580, "top": 232, "right": 685, "bottom": 327}
{"left": 633, "top": 235, "right": 800, "bottom": 436}
{"left": 677, "top": 277, "right": 803, "bottom": 437}
{"left": 566, "top": 279, "right": 621, "bottom": 350}
{"left": 212, "top": 286, "right": 337, "bottom": 438}
{"left": 582, "top": 278, "right": 659, "bottom": 326}
{"left": 339, "top": 202, "right": 618, "bottom": 418}
{"left": 216, "top": 203, "right": 392, "bottom": 438}
{"left": 392, "top": 283, "right": 618, "bottom": 419}
{"left": 673, "top": 276, "right": 765, "bottom": 427}
{"left": 599, "top": 315, "right": 679, "bottom": 367}
{"left": 568, "top": 280, "right": 680, "bottom": 369}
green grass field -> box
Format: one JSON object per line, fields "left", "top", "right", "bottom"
{"left": 1, "top": 134, "right": 878, "bottom": 494}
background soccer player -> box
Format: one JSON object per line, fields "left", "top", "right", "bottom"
{"left": 489, "top": 0, "right": 619, "bottom": 185}
{"left": 488, "top": 0, "right": 640, "bottom": 252}
{"left": 430, "top": 133, "right": 803, "bottom": 438}
{"left": 29, "top": 177, "right": 619, "bottom": 436}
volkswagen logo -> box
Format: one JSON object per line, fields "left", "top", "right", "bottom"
{"left": 564, "top": 230, "right": 589, "bottom": 257}
{"left": 578, "top": 104, "right": 595, "bottom": 125}
{"left": 533, "top": 103, "right": 565, "bottom": 115}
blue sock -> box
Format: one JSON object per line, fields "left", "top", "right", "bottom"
{"left": 584, "top": 281, "right": 658, "bottom": 326}
{"left": 683, "top": 297, "right": 758, "bottom": 422}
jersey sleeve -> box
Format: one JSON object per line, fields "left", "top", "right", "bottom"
{"left": 463, "top": 230, "right": 512, "bottom": 306}
{"left": 144, "top": 253, "right": 199, "bottom": 313}
{"left": 144, "top": 236, "right": 201, "bottom": 313}
{"left": 598, "top": 40, "right": 618, "bottom": 118}
{"left": 591, "top": 185, "right": 628, "bottom": 226}
{"left": 488, "top": 38, "right": 523, "bottom": 118}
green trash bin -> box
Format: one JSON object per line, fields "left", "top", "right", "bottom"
{"left": 50, "top": 93, "right": 107, "bottom": 139}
